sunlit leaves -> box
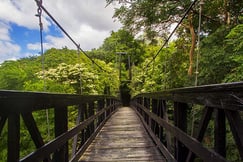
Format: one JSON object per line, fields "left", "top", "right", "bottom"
{"left": 225, "top": 24, "right": 243, "bottom": 53}
{"left": 223, "top": 24, "right": 243, "bottom": 82}
{"left": 0, "top": 61, "right": 27, "bottom": 90}
{"left": 91, "top": 29, "right": 145, "bottom": 65}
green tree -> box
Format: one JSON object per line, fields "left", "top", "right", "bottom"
{"left": 131, "top": 41, "right": 193, "bottom": 95}
{"left": 37, "top": 61, "right": 119, "bottom": 95}
{"left": 37, "top": 63, "right": 95, "bottom": 94}
{"left": 107, "top": 0, "right": 242, "bottom": 37}
{"left": 24, "top": 80, "right": 75, "bottom": 93}
{"left": 90, "top": 29, "right": 145, "bottom": 65}
{"left": 92, "top": 59, "right": 119, "bottom": 95}
{"left": 0, "top": 61, "right": 27, "bottom": 90}
{"left": 107, "top": 0, "right": 242, "bottom": 76}
{"left": 198, "top": 26, "right": 234, "bottom": 85}
{"left": 223, "top": 24, "right": 243, "bottom": 82}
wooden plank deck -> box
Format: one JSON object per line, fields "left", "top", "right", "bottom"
{"left": 79, "top": 107, "right": 165, "bottom": 162}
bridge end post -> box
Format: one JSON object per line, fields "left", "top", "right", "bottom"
{"left": 174, "top": 102, "right": 189, "bottom": 161}
{"left": 53, "top": 106, "right": 68, "bottom": 162}
{"left": 214, "top": 109, "right": 226, "bottom": 157}
{"left": 8, "top": 113, "right": 20, "bottom": 162}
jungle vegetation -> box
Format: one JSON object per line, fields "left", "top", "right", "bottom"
{"left": 0, "top": 0, "right": 242, "bottom": 161}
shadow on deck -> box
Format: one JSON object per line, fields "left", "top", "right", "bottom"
{"left": 79, "top": 107, "right": 165, "bottom": 162}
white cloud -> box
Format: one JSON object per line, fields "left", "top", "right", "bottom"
{"left": 27, "top": 43, "right": 43, "bottom": 51}
{"left": 0, "top": 22, "right": 10, "bottom": 41}
{"left": 0, "top": 21, "right": 21, "bottom": 63}
{"left": 0, "top": 0, "right": 50, "bottom": 30}
{"left": 27, "top": 35, "right": 74, "bottom": 51}
{"left": 76, "top": 24, "right": 112, "bottom": 50}
{"left": 0, "top": 41, "right": 21, "bottom": 63}
{"left": 44, "top": 0, "right": 120, "bottom": 32}
{"left": 0, "top": 0, "right": 122, "bottom": 62}
{"left": 39, "top": 0, "right": 121, "bottom": 50}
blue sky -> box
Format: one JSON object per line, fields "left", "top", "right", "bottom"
{"left": 9, "top": 24, "right": 44, "bottom": 55}
{"left": 0, "top": 0, "right": 121, "bottom": 63}
{"left": 9, "top": 23, "right": 62, "bottom": 55}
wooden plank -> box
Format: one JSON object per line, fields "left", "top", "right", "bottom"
{"left": 70, "top": 106, "right": 117, "bottom": 162}
{"left": 79, "top": 107, "right": 165, "bottom": 162}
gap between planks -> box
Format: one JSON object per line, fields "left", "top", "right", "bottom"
{"left": 79, "top": 107, "right": 166, "bottom": 162}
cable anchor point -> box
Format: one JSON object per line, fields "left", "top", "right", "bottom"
{"left": 35, "top": 0, "right": 43, "bottom": 30}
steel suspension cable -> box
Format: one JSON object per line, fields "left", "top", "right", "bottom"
{"left": 35, "top": 0, "right": 50, "bottom": 139}
{"left": 77, "top": 44, "right": 83, "bottom": 95}
{"left": 144, "top": 0, "right": 198, "bottom": 70}
{"left": 195, "top": 0, "right": 204, "bottom": 86}
{"left": 34, "top": 0, "right": 106, "bottom": 72}
{"left": 191, "top": 0, "right": 204, "bottom": 137}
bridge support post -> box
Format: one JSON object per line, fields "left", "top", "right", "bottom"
{"left": 88, "top": 102, "right": 95, "bottom": 135}
{"left": 0, "top": 115, "right": 7, "bottom": 135}
{"left": 53, "top": 106, "right": 68, "bottom": 162}
{"left": 161, "top": 100, "right": 172, "bottom": 152}
{"left": 151, "top": 99, "right": 158, "bottom": 135}
{"left": 98, "top": 99, "right": 105, "bottom": 125}
{"left": 158, "top": 99, "right": 164, "bottom": 143}
{"left": 81, "top": 103, "right": 87, "bottom": 145}
{"left": 137, "top": 97, "right": 143, "bottom": 114}
{"left": 214, "top": 109, "right": 226, "bottom": 157}
{"left": 106, "top": 98, "right": 111, "bottom": 117}
{"left": 144, "top": 98, "right": 150, "bottom": 125}
{"left": 174, "top": 102, "right": 188, "bottom": 162}
{"left": 8, "top": 114, "right": 20, "bottom": 162}
{"left": 72, "top": 105, "right": 82, "bottom": 157}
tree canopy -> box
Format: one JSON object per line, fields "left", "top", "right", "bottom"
{"left": 88, "top": 29, "right": 145, "bottom": 65}
{"left": 0, "top": 4, "right": 242, "bottom": 160}
{"left": 106, "top": 0, "right": 242, "bottom": 75}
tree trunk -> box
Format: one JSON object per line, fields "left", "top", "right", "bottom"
{"left": 188, "top": 13, "right": 196, "bottom": 76}
{"left": 224, "top": 0, "right": 231, "bottom": 25}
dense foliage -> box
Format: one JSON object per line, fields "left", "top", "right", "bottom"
{"left": 0, "top": 48, "right": 119, "bottom": 95}
{"left": 0, "top": 0, "right": 242, "bottom": 160}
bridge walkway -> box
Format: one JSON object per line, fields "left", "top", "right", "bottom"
{"left": 79, "top": 107, "right": 165, "bottom": 162}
